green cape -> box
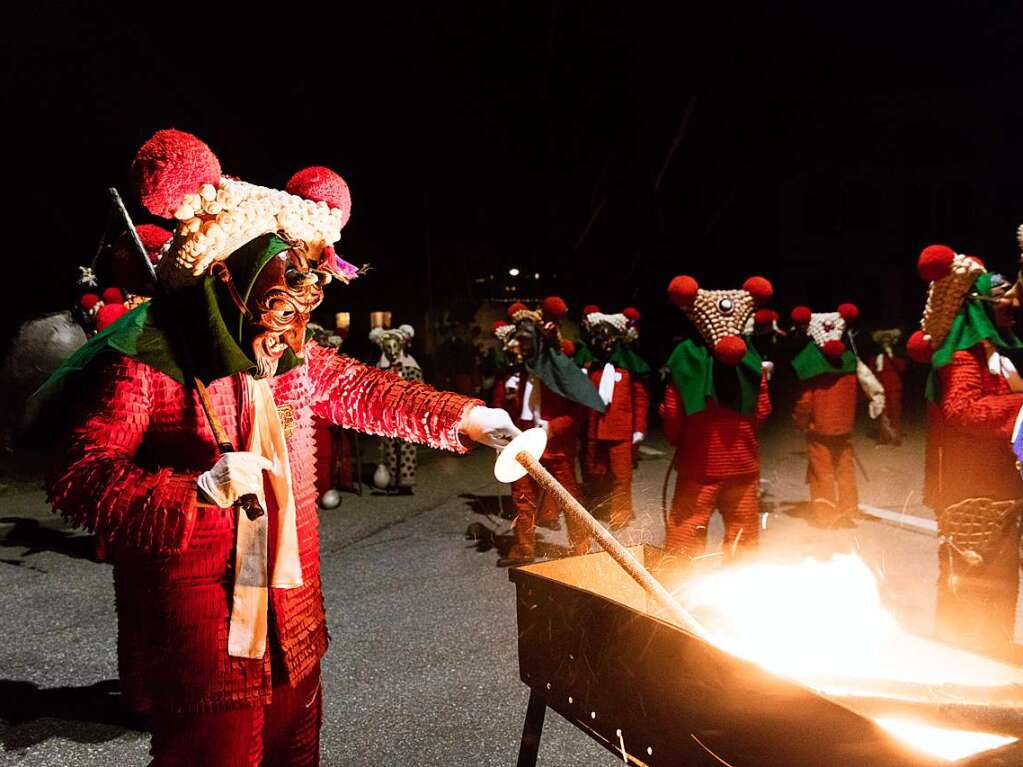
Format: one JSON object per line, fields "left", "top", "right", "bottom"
{"left": 528, "top": 345, "right": 606, "bottom": 413}
{"left": 791, "top": 342, "right": 857, "bottom": 381}
{"left": 664, "top": 338, "right": 763, "bottom": 416}
{"left": 924, "top": 272, "right": 1023, "bottom": 400}
{"left": 37, "top": 234, "right": 300, "bottom": 395}
{"left": 572, "top": 340, "right": 596, "bottom": 368}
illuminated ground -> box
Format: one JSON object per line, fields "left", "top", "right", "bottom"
{"left": 0, "top": 419, "right": 1010, "bottom": 765}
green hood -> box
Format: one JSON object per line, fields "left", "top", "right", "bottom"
{"left": 37, "top": 234, "right": 301, "bottom": 394}
{"left": 664, "top": 338, "right": 763, "bottom": 416}
{"left": 791, "top": 342, "right": 857, "bottom": 381}
{"left": 924, "top": 272, "right": 1023, "bottom": 400}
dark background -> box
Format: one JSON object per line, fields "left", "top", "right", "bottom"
{"left": 6, "top": 1, "right": 1023, "bottom": 370}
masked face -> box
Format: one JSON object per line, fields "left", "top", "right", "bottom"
{"left": 246, "top": 246, "right": 325, "bottom": 378}
{"left": 510, "top": 319, "right": 539, "bottom": 363}
{"left": 380, "top": 334, "right": 404, "bottom": 364}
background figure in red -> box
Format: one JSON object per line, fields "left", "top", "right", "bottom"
{"left": 579, "top": 310, "right": 650, "bottom": 529}
{"left": 908, "top": 244, "right": 1023, "bottom": 660}
{"left": 660, "top": 274, "right": 774, "bottom": 560}
{"left": 871, "top": 328, "right": 907, "bottom": 445}
{"left": 790, "top": 304, "right": 885, "bottom": 528}
{"left": 490, "top": 297, "right": 607, "bottom": 566}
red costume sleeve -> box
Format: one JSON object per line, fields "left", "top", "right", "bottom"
{"left": 306, "top": 342, "right": 482, "bottom": 453}
{"left": 492, "top": 377, "right": 507, "bottom": 410}
{"left": 659, "top": 383, "right": 686, "bottom": 446}
{"left": 755, "top": 372, "right": 772, "bottom": 428}
{"left": 792, "top": 382, "right": 812, "bottom": 432}
{"left": 938, "top": 349, "right": 1023, "bottom": 439}
{"left": 49, "top": 356, "right": 201, "bottom": 555}
{"left": 632, "top": 378, "right": 650, "bottom": 434}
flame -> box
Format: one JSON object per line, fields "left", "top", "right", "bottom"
{"left": 676, "top": 554, "right": 1022, "bottom": 761}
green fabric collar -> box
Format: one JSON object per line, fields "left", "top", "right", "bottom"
{"left": 572, "top": 340, "right": 595, "bottom": 367}
{"left": 791, "top": 342, "right": 857, "bottom": 381}
{"left": 664, "top": 338, "right": 762, "bottom": 416}
{"left": 924, "top": 273, "right": 1023, "bottom": 400}
{"left": 527, "top": 344, "right": 607, "bottom": 413}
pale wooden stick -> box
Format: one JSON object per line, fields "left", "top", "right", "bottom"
{"left": 515, "top": 450, "right": 706, "bottom": 638}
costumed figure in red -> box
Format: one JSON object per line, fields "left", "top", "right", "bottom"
{"left": 871, "top": 328, "right": 907, "bottom": 445}
{"left": 659, "top": 274, "right": 773, "bottom": 560}
{"left": 42, "top": 130, "right": 520, "bottom": 765}
{"left": 790, "top": 304, "right": 885, "bottom": 528}
{"left": 579, "top": 310, "right": 651, "bottom": 529}
{"left": 490, "top": 297, "right": 607, "bottom": 566}
{"left": 907, "top": 244, "right": 1023, "bottom": 659}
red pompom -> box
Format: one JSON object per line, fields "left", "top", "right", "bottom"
{"left": 542, "top": 296, "right": 568, "bottom": 320}
{"left": 742, "top": 276, "right": 773, "bottom": 305}
{"left": 791, "top": 306, "right": 812, "bottom": 326}
{"left": 918, "top": 245, "right": 956, "bottom": 282}
{"left": 713, "top": 335, "right": 748, "bottom": 366}
{"left": 110, "top": 224, "right": 171, "bottom": 294}
{"left": 966, "top": 255, "right": 985, "bottom": 269}
{"left": 668, "top": 275, "right": 699, "bottom": 307}
{"left": 561, "top": 339, "right": 576, "bottom": 357}
{"left": 822, "top": 340, "right": 846, "bottom": 358}
{"left": 622, "top": 306, "right": 640, "bottom": 321}
{"left": 582, "top": 304, "right": 601, "bottom": 317}
{"left": 491, "top": 320, "right": 508, "bottom": 332}
{"left": 95, "top": 303, "right": 128, "bottom": 331}
{"left": 79, "top": 293, "right": 101, "bottom": 311}
{"left": 907, "top": 330, "right": 933, "bottom": 363}
{"left": 838, "top": 303, "right": 859, "bottom": 322}
{"left": 130, "top": 129, "right": 221, "bottom": 218}
{"left": 286, "top": 166, "right": 353, "bottom": 229}
{"left": 102, "top": 287, "right": 124, "bottom": 304}
{"left": 507, "top": 302, "right": 528, "bottom": 317}
{"left": 754, "top": 309, "right": 778, "bottom": 325}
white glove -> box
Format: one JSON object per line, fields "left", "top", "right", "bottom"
{"left": 868, "top": 396, "right": 885, "bottom": 420}
{"left": 504, "top": 373, "right": 521, "bottom": 394}
{"left": 197, "top": 452, "right": 273, "bottom": 508}
{"left": 761, "top": 360, "right": 775, "bottom": 380}
{"left": 632, "top": 432, "right": 644, "bottom": 445}
{"left": 459, "top": 406, "right": 522, "bottom": 448}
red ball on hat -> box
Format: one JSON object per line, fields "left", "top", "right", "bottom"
{"left": 754, "top": 308, "right": 778, "bottom": 325}
{"left": 918, "top": 245, "right": 956, "bottom": 282}
{"left": 837, "top": 303, "right": 859, "bottom": 322}
{"left": 742, "top": 276, "right": 773, "bottom": 305}
{"left": 790, "top": 306, "right": 812, "bottom": 326}
{"left": 713, "top": 335, "right": 747, "bottom": 366}
{"left": 622, "top": 306, "right": 640, "bottom": 321}
{"left": 95, "top": 303, "right": 128, "bottom": 331}
{"left": 79, "top": 293, "right": 101, "bottom": 311}
{"left": 507, "top": 302, "right": 528, "bottom": 318}
{"left": 491, "top": 320, "right": 508, "bottom": 332}
{"left": 561, "top": 339, "right": 576, "bottom": 357}
{"left": 907, "top": 330, "right": 934, "bottom": 363}
{"left": 542, "top": 296, "right": 568, "bottom": 320}
{"left": 286, "top": 166, "right": 353, "bottom": 229}
{"left": 131, "top": 129, "right": 222, "bottom": 218}
{"left": 822, "top": 339, "right": 846, "bottom": 358}
{"left": 102, "top": 287, "right": 125, "bottom": 304}
{"left": 582, "top": 304, "right": 601, "bottom": 317}
{"left": 668, "top": 275, "right": 699, "bottom": 307}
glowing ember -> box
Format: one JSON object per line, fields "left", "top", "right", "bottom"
{"left": 874, "top": 717, "right": 1016, "bottom": 762}
{"left": 675, "top": 554, "right": 1023, "bottom": 761}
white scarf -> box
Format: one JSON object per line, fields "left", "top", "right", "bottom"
{"left": 986, "top": 345, "right": 1023, "bottom": 393}
{"left": 228, "top": 376, "right": 304, "bottom": 659}
{"left": 597, "top": 362, "right": 618, "bottom": 406}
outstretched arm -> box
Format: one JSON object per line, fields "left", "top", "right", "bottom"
{"left": 49, "top": 356, "right": 202, "bottom": 555}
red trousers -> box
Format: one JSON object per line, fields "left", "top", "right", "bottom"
{"left": 149, "top": 664, "right": 322, "bottom": 767}
{"left": 584, "top": 439, "right": 634, "bottom": 526}
{"left": 806, "top": 434, "right": 858, "bottom": 523}
{"left": 510, "top": 457, "right": 590, "bottom": 558}
{"left": 665, "top": 475, "right": 759, "bottom": 558}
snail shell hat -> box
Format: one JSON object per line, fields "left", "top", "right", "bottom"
{"left": 906, "top": 244, "right": 986, "bottom": 363}
{"left": 131, "top": 129, "right": 358, "bottom": 289}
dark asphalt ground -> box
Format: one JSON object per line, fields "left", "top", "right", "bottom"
{"left": 1, "top": 424, "right": 1018, "bottom": 765}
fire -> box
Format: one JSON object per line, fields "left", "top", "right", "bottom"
{"left": 675, "top": 554, "right": 1023, "bottom": 762}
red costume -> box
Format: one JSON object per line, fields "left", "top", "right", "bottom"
{"left": 661, "top": 273, "right": 774, "bottom": 559}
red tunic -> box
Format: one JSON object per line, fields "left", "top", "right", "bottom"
{"left": 491, "top": 371, "right": 585, "bottom": 462}
{"left": 926, "top": 346, "right": 1023, "bottom": 510}
{"left": 659, "top": 374, "right": 771, "bottom": 480}
{"left": 792, "top": 373, "right": 858, "bottom": 437}
{"left": 49, "top": 342, "right": 479, "bottom": 713}
{"left": 586, "top": 367, "right": 649, "bottom": 441}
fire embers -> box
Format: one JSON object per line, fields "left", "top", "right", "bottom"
{"left": 668, "top": 275, "right": 773, "bottom": 364}
{"left": 907, "top": 245, "right": 987, "bottom": 363}
{"left": 791, "top": 305, "right": 858, "bottom": 358}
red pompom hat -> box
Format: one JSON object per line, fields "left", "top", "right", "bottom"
{"left": 542, "top": 296, "right": 568, "bottom": 321}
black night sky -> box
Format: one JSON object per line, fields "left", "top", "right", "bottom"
{"left": 8, "top": 1, "right": 1023, "bottom": 368}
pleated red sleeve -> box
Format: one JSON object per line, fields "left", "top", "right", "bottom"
{"left": 305, "top": 342, "right": 483, "bottom": 453}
